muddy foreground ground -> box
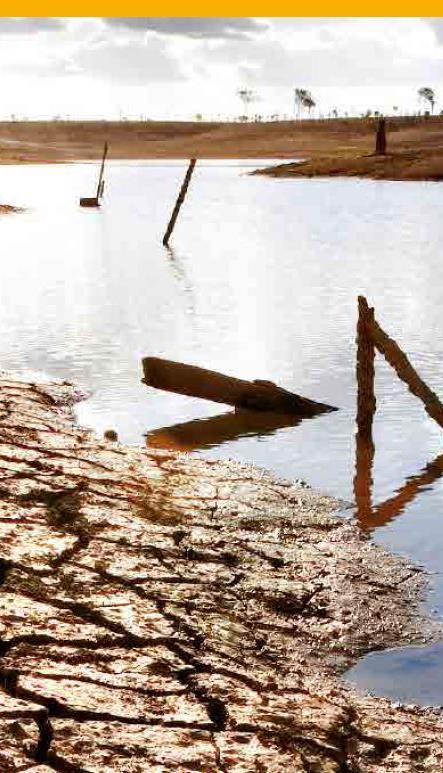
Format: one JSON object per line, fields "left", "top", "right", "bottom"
{"left": 0, "top": 374, "right": 442, "bottom": 770}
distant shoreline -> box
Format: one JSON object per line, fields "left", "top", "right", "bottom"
{"left": 0, "top": 117, "right": 441, "bottom": 180}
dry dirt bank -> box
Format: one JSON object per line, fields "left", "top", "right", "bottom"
{"left": 253, "top": 150, "right": 443, "bottom": 181}
{"left": 0, "top": 116, "right": 442, "bottom": 168}
{"left": 0, "top": 375, "right": 442, "bottom": 771}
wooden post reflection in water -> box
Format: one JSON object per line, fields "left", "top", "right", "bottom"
{"left": 354, "top": 296, "right": 376, "bottom": 521}
{"left": 360, "top": 453, "right": 443, "bottom": 532}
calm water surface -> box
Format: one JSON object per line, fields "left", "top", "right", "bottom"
{"left": 1, "top": 160, "right": 443, "bottom": 703}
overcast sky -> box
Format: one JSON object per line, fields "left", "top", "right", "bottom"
{"left": 2, "top": 17, "right": 443, "bottom": 120}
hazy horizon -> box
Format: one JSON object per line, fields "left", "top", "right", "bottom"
{"left": 1, "top": 17, "right": 443, "bottom": 121}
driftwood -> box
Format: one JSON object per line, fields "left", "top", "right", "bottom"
{"left": 142, "top": 357, "right": 337, "bottom": 416}
{"left": 162, "top": 159, "right": 196, "bottom": 246}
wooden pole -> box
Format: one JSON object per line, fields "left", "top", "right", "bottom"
{"left": 367, "top": 303, "right": 443, "bottom": 429}
{"left": 356, "top": 296, "right": 376, "bottom": 441}
{"left": 375, "top": 117, "right": 386, "bottom": 155}
{"left": 162, "top": 159, "right": 196, "bottom": 246}
{"left": 354, "top": 296, "right": 376, "bottom": 523}
{"left": 142, "top": 357, "right": 337, "bottom": 416}
{"left": 96, "top": 142, "right": 108, "bottom": 202}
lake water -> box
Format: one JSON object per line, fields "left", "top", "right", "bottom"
{"left": 1, "top": 160, "right": 443, "bottom": 704}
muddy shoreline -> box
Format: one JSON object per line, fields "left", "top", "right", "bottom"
{"left": 0, "top": 374, "right": 441, "bottom": 770}
{"left": 253, "top": 150, "right": 443, "bottom": 182}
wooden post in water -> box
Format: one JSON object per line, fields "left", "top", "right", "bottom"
{"left": 79, "top": 141, "right": 108, "bottom": 207}
{"left": 96, "top": 142, "right": 108, "bottom": 202}
{"left": 354, "top": 296, "right": 376, "bottom": 521}
{"left": 370, "top": 309, "right": 443, "bottom": 429}
{"left": 375, "top": 117, "right": 386, "bottom": 155}
{"left": 162, "top": 159, "right": 196, "bottom": 246}
{"left": 356, "top": 296, "right": 376, "bottom": 440}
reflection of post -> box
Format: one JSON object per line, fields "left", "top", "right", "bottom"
{"left": 163, "top": 159, "right": 196, "bottom": 246}
{"left": 361, "top": 453, "right": 443, "bottom": 532}
{"left": 354, "top": 431, "right": 375, "bottom": 523}
{"left": 354, "top": 296, "right": 376, "bottom": 522}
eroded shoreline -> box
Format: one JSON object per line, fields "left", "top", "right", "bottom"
{"left": 0, "top": 374, "right": 442, "bottom": 770}
{"left": 253, "top": 150, "right": 443, "bottom": 182}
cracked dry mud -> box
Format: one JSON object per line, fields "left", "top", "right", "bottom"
{"left": 0, "top": 376, "right": 442, "bottom": 771}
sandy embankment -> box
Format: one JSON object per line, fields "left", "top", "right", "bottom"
{"left": 0, "top": 375, "right": 441, "bottom": 770}
{"left": 0, "top": 116, "right": 440, "bottom": 180}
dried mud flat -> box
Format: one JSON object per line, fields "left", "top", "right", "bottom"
{"left": 0, "top": 375, "right": 442, "bottom": 772}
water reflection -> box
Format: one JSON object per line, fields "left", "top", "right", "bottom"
{"left": 346, "top": 641, "right": 443, "bottom": 707}
{"left": 164, "top": 245, "right": 196, "bottom": 317}
{"left": 354, "top": 429, "right": 443, "bottom": 532}
{"left": 145, "top": 409, "right": 304, "bottom": 452}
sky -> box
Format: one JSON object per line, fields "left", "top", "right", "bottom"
{"left": 1, "top": 17, "right": 443, "bottom": 120}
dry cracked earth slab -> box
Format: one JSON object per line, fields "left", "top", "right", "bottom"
{"left": 0, "top": 374, "right": 441, "bottom": 771}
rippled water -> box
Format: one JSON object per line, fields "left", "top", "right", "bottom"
{"left": 0, "top": 160, "right": 443, "bottom": 702}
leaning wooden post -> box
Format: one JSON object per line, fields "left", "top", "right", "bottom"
{"left": 162, "top": 159, "right": 196, "bottom": 246}
{"left": 354, "top": 296, "right": 376, "bottom": 523}
{"left": 375, "top": 117, "right": 386, "bottom": 155}
{"left": 96, "top": 141, "right": 108, "bottom": 202}
{"left": 370, "top": 311, "right": 443, "bottom": 429}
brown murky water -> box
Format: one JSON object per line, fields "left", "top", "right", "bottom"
{"left": 0, "top": 160, "right": 442, "bottom": 703}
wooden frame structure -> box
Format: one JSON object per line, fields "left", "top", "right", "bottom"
{"left": 354, "top": 295, "right": 443, "bottom": 530}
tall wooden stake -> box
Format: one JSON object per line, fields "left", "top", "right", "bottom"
{"left": 375, "top": 117, "right": 386, "bottom": 155}
{"left": 356, "top": 296, "right": 376, "bottom": 440}
{"left": 163, "top": 159, "right": 196, "bottom": 246}
{"left": 354, "top": 296, "right": 376, "bottom": 522}
{"left": 96, "top": 142, "right": 108, "bottom": 202}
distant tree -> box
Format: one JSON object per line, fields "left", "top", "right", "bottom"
{"left": 418, "top": 87, "right": 435, "bottom": 114}
{"left": 332, "top": 108, "right": 338, "bottom": 119}
{"left": 304, "top": 95, "right": 316, "bottom": 117}
{"left": 294, "top": 88, "right": 316, "bottom": 118}
{"left": 194, "top": 113, "right": 203, "bottom": 122}
{"left": 237, "top": 89, "right": 257, "bottom": 120}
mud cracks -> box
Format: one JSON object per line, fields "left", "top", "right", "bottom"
{"left": 0, "top": 376, "right": 441, "bottom": 771}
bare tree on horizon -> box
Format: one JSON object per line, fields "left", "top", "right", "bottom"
{"left": 418, "top": 87, "right": 436, "bottom": 114}
{"left": 294, "top": 89, "right": 316, "bottom": 119}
